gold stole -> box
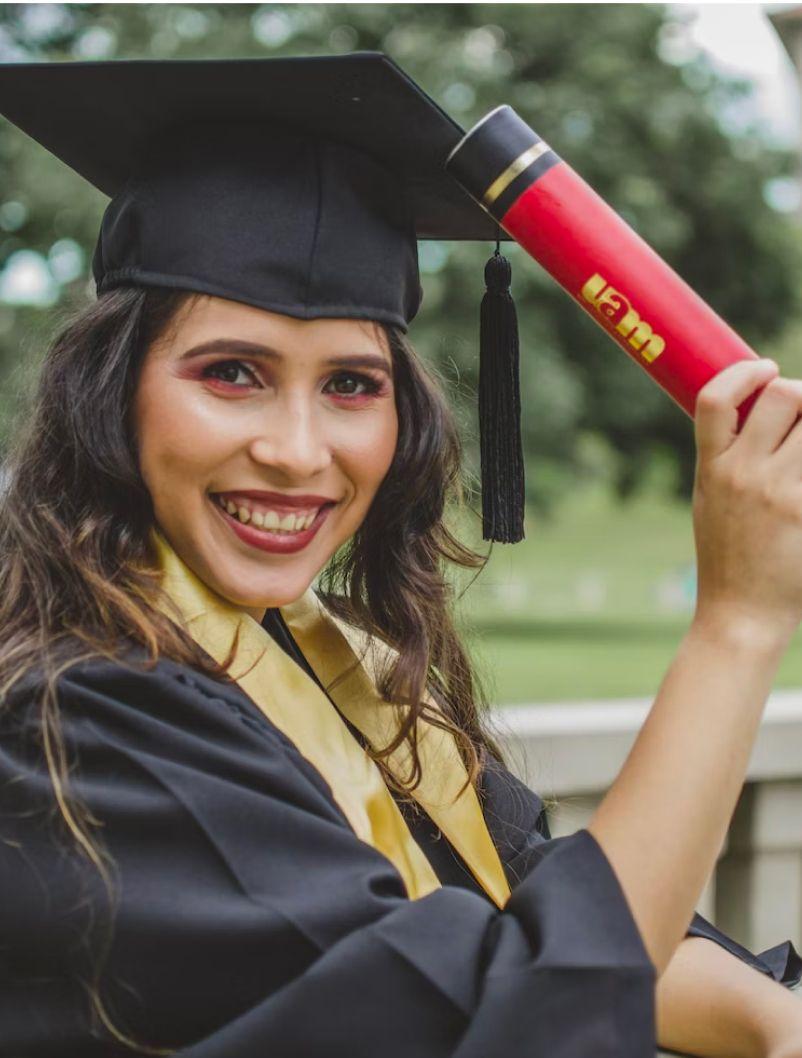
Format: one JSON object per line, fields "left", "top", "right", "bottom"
{"left": 149, "top": 527, "right": 510, "bottom": 909}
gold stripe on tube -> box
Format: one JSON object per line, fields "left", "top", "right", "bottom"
{"left": 482, "top": 141, "right": 553, "bottom": 207}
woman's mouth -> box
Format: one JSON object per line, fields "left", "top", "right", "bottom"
{"left": 209, "top": 493, "right": 336, "bottom": 554}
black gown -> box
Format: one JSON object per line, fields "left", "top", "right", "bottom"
{"left": 0, "top": 609, "right": 799, "bottom": 1058}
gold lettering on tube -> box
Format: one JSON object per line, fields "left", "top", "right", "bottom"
{"left": 581, "top": 273, "right": 665, "bottom": 363}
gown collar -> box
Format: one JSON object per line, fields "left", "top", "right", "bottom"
{"left": 149, "top": 526, "right": 511, "bottom": 909}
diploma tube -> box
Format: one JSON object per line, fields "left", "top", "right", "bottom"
{"left": 445, "top": 105, "right": 761, "bottom": 420}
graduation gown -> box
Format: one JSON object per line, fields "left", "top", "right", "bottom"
{"left": 1, "top": 532, "right": 800, "bottom": 1058}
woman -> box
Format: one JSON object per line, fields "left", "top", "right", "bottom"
{"left": 1, "top": 53, "right": 801, "bottom": 1058}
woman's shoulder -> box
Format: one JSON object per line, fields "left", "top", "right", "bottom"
{"left": 1, "top": 641, "right": 273, "bottom": 763}
{"left": 4, "top": 640, "right": 211, "bottom": 714}
{"left": 1, "top": 640, "right": 347, "bottom": 822}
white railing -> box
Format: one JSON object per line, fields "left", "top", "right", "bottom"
{"left": 493, "top": 689, "right": 802, "bottom": 957}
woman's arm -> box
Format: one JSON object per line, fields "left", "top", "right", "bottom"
{"left": 588, "top": 361, "right": 802, "bottom": 978}
{"left": 588, "top": 616, "right": 787, "bottom": 979}
{"left": 657, "top": 935, "right": 802, "bottom": 1058}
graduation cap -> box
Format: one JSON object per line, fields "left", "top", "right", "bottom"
{"left": 0, "top": 52, "right": 525, "bottom": 542}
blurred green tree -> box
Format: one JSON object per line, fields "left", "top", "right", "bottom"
{"left": 1, "top": 3, "right": 799, "bottom": 507}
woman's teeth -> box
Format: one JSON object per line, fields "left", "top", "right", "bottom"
{"left": 216, "top": 495, "right": 319, "bottom": 533}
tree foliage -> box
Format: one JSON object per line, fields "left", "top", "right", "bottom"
{"left": 1, "top": 3, "right": 799, "bottom": 505}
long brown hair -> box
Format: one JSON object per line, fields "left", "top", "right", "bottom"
{"left": 0, "top": 285, "right": 501, "bottom": 1051}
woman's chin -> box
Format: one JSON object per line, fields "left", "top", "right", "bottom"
{"left": 215, "top": 569, "right": 314, "bottom": 614}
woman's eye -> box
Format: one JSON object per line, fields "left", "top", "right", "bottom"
{"left": 200, "top": 362, "right": 383, "bottom": 398}
{"left": 325, "top": 372, "right": 382, "bottom": 398}
{"left": 202, "top": 360, "right": 258, "bottom": 388}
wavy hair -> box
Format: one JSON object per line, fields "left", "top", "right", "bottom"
{"left": 0, "top": 285, "right": 502, "bottom": 1052}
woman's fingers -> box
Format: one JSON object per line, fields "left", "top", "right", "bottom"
{"left": 694, "top": 359, "right": 779, "bottom": 462}
{"left": 768, "top": 406, "right": 802, "bottom": 476}
{"left": 735, "top": 377, "right": 802, "bottom": 457}
{"left": 693, "top": 360, "right": 802, "bottom": 642}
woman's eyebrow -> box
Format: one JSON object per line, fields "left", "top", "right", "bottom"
{"left": 180, "top": 337, "right": 392, "bottom": 374}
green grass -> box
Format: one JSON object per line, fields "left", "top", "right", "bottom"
{"left": 451, "top": 484, "right": 802, "bottom": 704}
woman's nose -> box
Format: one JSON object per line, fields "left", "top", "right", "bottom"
{"left": 247, "top": 399, "right": 332, "bottom": 481}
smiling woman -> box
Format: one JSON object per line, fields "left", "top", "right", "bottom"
{"left": 0, "top": 52, "right": 801, "bottom": 1058}
{"left": 133, "top": 295, "right": 400, "bottom": 614}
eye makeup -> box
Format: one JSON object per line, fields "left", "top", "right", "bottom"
{"left": 199, "top": 358, "right": 389, "bottom": 401}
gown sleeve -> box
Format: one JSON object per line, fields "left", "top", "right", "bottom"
{"left": 478, "top": 756, "right": 802, "bottom": 990}
{"left": 685, "top": 912, "right": 802, "bottom": 986}
{"left": 0, "top": 654, "right": 655, "bottom": 1058}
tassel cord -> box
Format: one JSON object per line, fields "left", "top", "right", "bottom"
{"left": 478, "top": 230, "right": 525, "bottom": 543}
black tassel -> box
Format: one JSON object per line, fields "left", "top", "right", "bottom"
{"left": 479, "top": 235, "right": 525, "bottom": 543}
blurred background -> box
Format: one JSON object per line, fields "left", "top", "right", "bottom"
{"left": 3, "top": 2, "right": 802, "bottom": 706}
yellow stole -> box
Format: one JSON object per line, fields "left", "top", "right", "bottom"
{"left": 149, "top": 527, "right": 510, "bottom": 909}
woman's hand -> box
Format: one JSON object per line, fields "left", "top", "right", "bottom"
{"left": 768, "top": 1041, "right": 802, "bottom": 1058}
{"left": 693, "top": 358, "right": 802, "bottom": 649}
{"left": 655, "top": 935, "right": 802, "bottom": 1058}
{"left": 763, "top": 996, "right": 802, "bottom": 1058}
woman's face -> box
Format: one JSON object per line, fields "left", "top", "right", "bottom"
{"left": 133, "top": 294, "right": 398, "bottom": 620}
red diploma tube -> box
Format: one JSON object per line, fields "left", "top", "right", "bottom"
{"left": 446, "top": 106, "right": 760, "bottom": 420}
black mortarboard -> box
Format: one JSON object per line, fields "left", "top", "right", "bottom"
{"left": 0, "top": 53, "right": 525, "bottom": 542}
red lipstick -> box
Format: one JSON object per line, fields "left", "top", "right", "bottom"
{"left": 209, "top": 494, "right": 334, "bottom": 554}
